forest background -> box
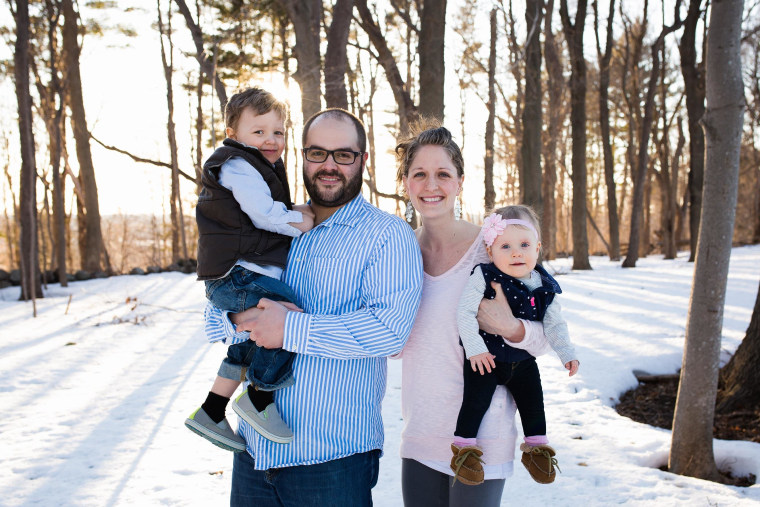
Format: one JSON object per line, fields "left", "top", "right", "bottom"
{"left": 3, "top": 0, "right": 760, "bottom": 279}
{"left": 3, "top": 0, "right": 759, "bottom": 484}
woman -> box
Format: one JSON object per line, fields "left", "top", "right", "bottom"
{"left": 396, "top": 124, "right": 550, "bottom": 506}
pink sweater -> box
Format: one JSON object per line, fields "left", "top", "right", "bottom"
{"left": 399, "top": 234, "right": 549, "bottom": 477}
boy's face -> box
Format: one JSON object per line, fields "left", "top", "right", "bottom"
{"left": 487, "top": 225, "right": 540, "bottom": 279}
{"left": 226, "top": 108, "right": 285, "bottom": 165}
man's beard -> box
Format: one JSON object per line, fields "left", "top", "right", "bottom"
{"left": 303, "top": 165, "right": 364, "bottom": 208}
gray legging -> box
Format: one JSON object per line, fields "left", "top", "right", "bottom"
{"left": 401, "top": 458, "right": 506, "bottom": 507}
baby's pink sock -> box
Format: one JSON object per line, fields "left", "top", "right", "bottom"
{"left": 453, "top": 437, "right": 477, "bottom": 447}
{"left": 524, "top": 435, "right": 548, "bottom": 446}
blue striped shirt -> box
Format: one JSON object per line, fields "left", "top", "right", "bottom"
{"left": 205, "top": 194, "right": 423, "bottom": 469}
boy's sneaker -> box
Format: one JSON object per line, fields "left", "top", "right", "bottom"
{"left": 184, "top": 407, "right": 246, "bottom": 452}
{"left": 232, "top": 390, "right": 293, "bottom": 444}
{"left": 520, "top": 443, "right": 560, "bottom": 484}
{"left": 450, "top": 444, "right": 485, "bottom": 485}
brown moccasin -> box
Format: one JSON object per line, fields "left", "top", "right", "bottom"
{"left": 519, "top": 443, "right": 560, "bottom": 484}
{"left": 450, "top": 444, "right": 485, "bottom": 485}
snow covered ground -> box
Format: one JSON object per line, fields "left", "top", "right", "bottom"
{"left": 1, "top": 245, "right": 759, "bottom": 506}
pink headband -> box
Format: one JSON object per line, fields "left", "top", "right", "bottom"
{"left": 481, "top": 214, "right": 538, "bottom": 247}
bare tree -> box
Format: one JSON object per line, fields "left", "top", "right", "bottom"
{"left": 542, "top": 0, "right": 564, "bottom": 259}
{"left": 418, "top": 0, "right": 447, "bottom": 119}
{"left": 559, "top": 0, "right": 591, "bottom": 270}
{"left": 593, "top": 0, "right": 620, "bottom": 260}
{"left": 520, "top": 0, "right": 542, "bottom": 212}
{"left": 679, "top": 0, "right": 706, "bottom": 262}
{"left": 13, "top": 0, "right": 42, "bottom": 304}
{"left": 62, "top": 0, "right": 104, "bottom": 272}
{"left": 669, "top": 0, "right": 745, "bottom": 480}
{"left": 483, "top": 9, "right": 498, "bottom": 212}
{"left": 623, "top": 0, "right": 683, "bottom": 267}
{"left": 173, "top": 0, "right": 228, "bottom": 112}
{"left": 324, "top": 0, "right": 355, "bottom": 109}
{"left": 158, "top": 0, "right": 188, "bottom": 262}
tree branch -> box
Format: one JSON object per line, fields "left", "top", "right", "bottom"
{"left": 90, "top": 133, "right": 196, "bottom": 182}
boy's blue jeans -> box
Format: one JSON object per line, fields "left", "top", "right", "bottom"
{"left": 205, "top": 265, "right": 297, "bottom": 391}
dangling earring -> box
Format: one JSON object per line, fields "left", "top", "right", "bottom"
{"left": 405, "top": 201, "right": 415, "bottom": 223}
{"left": 454, "top": 196, "right": 462, "bottom": 221}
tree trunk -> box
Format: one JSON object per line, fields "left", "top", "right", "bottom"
{"left": 280, "top": 0, "right": 322, "bottom": 122}
{"left": 669, "top": 0, "right": 744, "bottom": 480}
{"left": 62, "top": 0, "right": 104, "bottom": 273}
{"left": 542, "top": 0, "right": 562, "bottom": 260}
{"left": 594, "top": 0, "right": 620, "bottom": 260}
{"left": 520, "top": 0, "right": 542, "bottom": 212}
{"left": 324, "top": 0, "right": 354, "bottom": 109}
{"left": 158, "top": 1, "right": 187, "bottom": 262}
{"left": 355, "top": 0, "right": 417, "bottom": 135}
{"left": 623, "top": 6, "right": 682, "bottom": 267}
{"left": 679, "top": 0, "right": 706, "bottom": 262}
{"left": 173, "top": 0, "right": 228, "bottom": 112}
{"left": 14, "top": 0, "right": 42, "bottom": 303}
{"left": 559, "top": 0, "right": 591, "bottom": 270}
{"left": 418, "top": 0, "right": 446, "bottom": 120}
{"left": 484, "top": 9, "right": 497, "bottom": 212}
{"left": 718, "top": 280, "right": 760, "bottom": 412}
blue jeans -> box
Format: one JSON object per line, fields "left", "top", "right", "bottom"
{"left": 205, "top": 266, "right": 297, "bottom": 391}
{"left": 230, "top": 449, "right": 380, "bottom": 506}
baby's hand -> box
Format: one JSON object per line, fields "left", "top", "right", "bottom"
{"left": 565, "top": 360, "right": 579, "bottom": 377}
{"left": 469, "top": 352, "right": 496, "bottom": 375}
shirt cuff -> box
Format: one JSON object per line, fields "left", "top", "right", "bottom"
{"left": 283, "top": 311, "right": 312, "bottom": 353}
{"left": 504, "top": 319, "right": 550, "bottom": 356}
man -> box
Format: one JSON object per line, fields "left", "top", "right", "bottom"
{"left": 205, "top": 108, "right": 423, "bottom": 505}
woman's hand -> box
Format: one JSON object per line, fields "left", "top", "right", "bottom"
{"left": 477, "top": 282, "right": 525, "bottom": 342}
{"left": 565, "top": 360, "right": 580, "bottom": 376}
{"left": 469, "top": 352, "right": 496, "bottom": 375}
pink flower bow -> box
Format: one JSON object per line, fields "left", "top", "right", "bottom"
{"left": 482, "top": 213, "right": 508, "bottom": 247}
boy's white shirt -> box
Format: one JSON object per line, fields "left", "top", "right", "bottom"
{"left": 456, "top": 264, "right": 577, "bottom": 365}
{"left": 218, "top": 156, "right": 303, "bottom": 279}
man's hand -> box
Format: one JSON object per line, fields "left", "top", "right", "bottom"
{"left": 469, "top": 352, "right": 496, "bottom": 375}
{"left": 233, "top": 298, "right": 291, "bottom": 349}
{"left": 477, "top": 282, "right": 525, "bottom": 342}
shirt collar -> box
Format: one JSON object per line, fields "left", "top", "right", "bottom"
{"left": 316, "top": 193, "right": 366, "bottom": 228}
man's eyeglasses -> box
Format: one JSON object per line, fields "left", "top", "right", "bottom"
{"left": 303, "top": 147, "right": 362, "bottom": 165}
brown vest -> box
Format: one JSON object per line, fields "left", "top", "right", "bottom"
{"left": 196, "top": 138, "right": 293, "bottom": 280}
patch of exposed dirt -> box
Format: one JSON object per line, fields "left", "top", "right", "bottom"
{"left": 615, "top": 376, "right": 759, "bottom": 487}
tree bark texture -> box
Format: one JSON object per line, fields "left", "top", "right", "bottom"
{"left": 560, "top": 0, "right": 591, "bottom": 270}
{"left": 14, "top": 0, "right": 42, "bottom": 302}
{"left": 280, "top": 0, "right": 322, "bottom": 122}
{"left": 679, "top": 0, "right": 706, "bottom": 262}
{"left": 520, "top": 0, "right": 542, "bottom": 212}
{"left": 669, "top": 0, "right": 744, "bottom": 480}
{"left": 542, "top": 0, "right": 562, "bottom": 260}
{"left": 62, "top": 0, "right": 104, "bottom": 272}
{"left": 484, "top": 9, "right": 497, "bottom": 212}
{"left": 418, "top": 0, "right": 447, "bottom": 120}
{"left": 594, "top": 0, "right": 620, "bottom": 260}
{"left": 324, "top": 0, "right": 354, "bottom": 109}
{"left": 718, "top": 280, "right": 760, "bottom": 412}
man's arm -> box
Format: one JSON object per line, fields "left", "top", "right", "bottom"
{"left": 219, "top": 157, "right": 304, "bottom": 237}
{"left": 283, "top": 221, "right": 422, "bottom": 359}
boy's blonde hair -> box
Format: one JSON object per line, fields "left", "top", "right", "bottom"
{"left": 490, "top": 204, "right": 541, "bottom": 241}
{"left": 224, "top": 87, "right": 288, "bottom": 131}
